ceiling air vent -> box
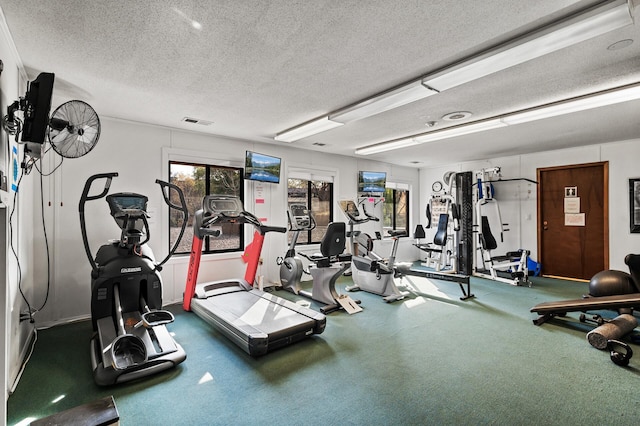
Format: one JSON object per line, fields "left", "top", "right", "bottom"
{"left": 182, "top": 117, "right": 213, "bottom": 126}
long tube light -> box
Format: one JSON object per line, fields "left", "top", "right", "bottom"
{"left": 355, "top": 82, "right": 640, "bottom": 155}
{"left": 329, "top": 81, "right": 438, "bottom": 123}
{"left": 413, "top": 119, "right": 507, "bottom": 143}
{"left": 354, "top": 137, "right": 418, "bottom": 155}
{"left": 274, "top": 116, "right": 343, "bottom": 142}
{"left": 502, "top": 83, "right": 640, "bottom": 124}
{"left": 276, "top": 0, "right": 632, "bottom": 143}
{"left": 424, "top": 0, "right": 632, "bottom": 91}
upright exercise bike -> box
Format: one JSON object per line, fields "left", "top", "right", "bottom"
{"left": 278, "top": 203, "right": 315, "bottom": 293}
{"left": 79, "top": 172, "right": 188, "bottom": 385}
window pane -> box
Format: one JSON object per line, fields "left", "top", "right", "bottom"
{"left": 311, "top": 180, "right": 332, "bottom": 243}
{"left": 170, "top": 161, "right": 243, "bottom": 254}
{"left": 287, "top": 178, "right": 309, "bottom": 244}
{"left": 383, "top": 188, "right": 394, "bottom": 230}
{"left": 395, "top": 190, "right": 408, "bottom": 231}
{"left": 208, "top": 167, "right": 242, "bottom": 251}
{"left": 382, "top": 188, "right": 409, "bottom": 235}
{"left": 170, "top": 163, "right": 206, "bottom": 254}
{"left": 286, "top": 178, "right": 333, "bottom": 244}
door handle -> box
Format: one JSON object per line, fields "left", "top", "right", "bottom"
{"left": 543, "top": 220, "right": 548, "bottom": 231}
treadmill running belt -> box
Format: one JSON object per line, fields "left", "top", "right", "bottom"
{"left": 191, "top": 287, "right": 325, "bottom": 356}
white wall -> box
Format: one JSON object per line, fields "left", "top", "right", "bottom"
{"left": 418, "top": 140, "right": 640, "bottom": 272}
{"left": 30, "top": 117, "right": 421, "bottom": 326}
{"left": 1, "top": 17, "right": 37, "bottom": 418}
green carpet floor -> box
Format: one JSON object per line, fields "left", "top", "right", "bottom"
{"left": 7, "top": 273, "right": 640, "bottom": 425}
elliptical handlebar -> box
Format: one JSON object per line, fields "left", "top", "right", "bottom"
{"left": 79, "top": 172, "right": 119, "bottom": 275}
{"left": 154, "top": 179, "right": 189, "bottom": 270}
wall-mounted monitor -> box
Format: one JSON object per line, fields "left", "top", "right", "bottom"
{"left": 358, "top": 171, "right": 386, "bottom": 193}
{"left": 244, "top": 151, "right": 281, "bottom": 184}
{"left": 21, "top": 72, "right": 55, "bottom": 144}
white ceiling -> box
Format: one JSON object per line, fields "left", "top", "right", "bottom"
{"left": 1, "top": 0, "right": 639, "bottom": 168}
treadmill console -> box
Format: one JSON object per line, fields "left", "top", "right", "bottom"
{"left": 203, "top": 195, "right": 243, "bottom": 217}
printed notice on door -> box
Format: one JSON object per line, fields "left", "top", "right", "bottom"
{"left": 565, "top": 213, "right": 585, "bottom": 226}
{"left": 564, "top": 197, "right": 580, "bottom": 214}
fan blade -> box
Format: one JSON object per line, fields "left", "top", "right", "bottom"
{"left": 78, "top": 125, "right": 98, "bottom": 144}
{"left": 51, "top": 128, "right": 71, "bottom": 143}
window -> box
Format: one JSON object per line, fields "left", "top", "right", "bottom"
{"left": 169, "top": 161, "right": 244, "bottom": 254}
{"left": 383, "top": 186, "right": 409, "bottom": 236}
{"left": 287, "top": 177, "right": 333, "bottom": 244}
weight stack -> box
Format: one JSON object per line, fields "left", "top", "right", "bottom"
{"left": 456, "top": 171, "right": 473, "bottom": 275}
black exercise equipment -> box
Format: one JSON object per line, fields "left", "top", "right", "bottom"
{"left": 608, "top": 340, "right": 633, "bottom": 366}
{"left": 530, "top": 254, "right": 640, "bottom": 326}
{"left": 79, "top": 173, "right": 188, "bottom": 385}
{"left": 183, "top": 195, "right": 326, "bottom": 356}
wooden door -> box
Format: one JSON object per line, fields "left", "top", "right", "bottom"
{"left": 538, "top": 162, "right": 608, "bottom": 280}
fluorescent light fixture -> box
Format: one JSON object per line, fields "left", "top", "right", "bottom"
{"left": 355, "top": 81, "right": 640, "bottom": 156}
{"left": 413, "top": 119, "right": 507, "bottom": 143}
{"left": 330, "top": 81, "right": 438, "bottom": 123}
{"left": 502, "top": 83, "right": 640, "bottom": 125}
{"left": 356, "top": 120, "right": 506, "bottom": 155}
{"left": 424, "top": 0, "right": 632, "bottom": 91}
{"left": 274, "top": 116, "right": 343, "bottom": 142}
{"left": 355, "top": 137, "right": 417, "bottom": 155}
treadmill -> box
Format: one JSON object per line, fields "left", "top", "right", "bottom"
{"left": 183, "top": 195, "right": 326, "bottom": 356}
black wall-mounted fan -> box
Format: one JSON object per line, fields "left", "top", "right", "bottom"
{"left": 48, "top": 100, "right": 101, "bottom": 158}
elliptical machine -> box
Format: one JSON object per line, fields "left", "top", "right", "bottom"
{"left": 79, "top": 172, "right": 188, "bottom": 386}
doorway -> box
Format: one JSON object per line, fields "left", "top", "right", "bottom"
{"left": 537, "top": 162, "right": 608, "bottom": 280}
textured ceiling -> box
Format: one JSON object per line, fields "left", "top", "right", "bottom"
{"left": 1, "top": 0, "right": 639, "bottom": 167}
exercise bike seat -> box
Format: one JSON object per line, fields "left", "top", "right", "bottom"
{"left": 300, "top": 222, "right": 351, "bottom": 267}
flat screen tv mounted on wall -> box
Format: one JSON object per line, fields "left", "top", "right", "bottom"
{"left": 244, "top": 151, "right": 281, "bottom": 184}
{"left": 21, "top": 72, "right": 55, "bottom": 145}
{"left": 358, "top": 171, "right": 386, "bottom": 193}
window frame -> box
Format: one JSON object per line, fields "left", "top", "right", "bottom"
{"left": 383, "top": 186, "right": 410, "bottom": 237}
{"left": 169, "top": 160, "right": 245, "bottom": 255}
{"left": 286, "top": 177, "right": 334, "bottom": 245}
{"left": 286, "top": 166, "right": 337, "bottom": 246}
